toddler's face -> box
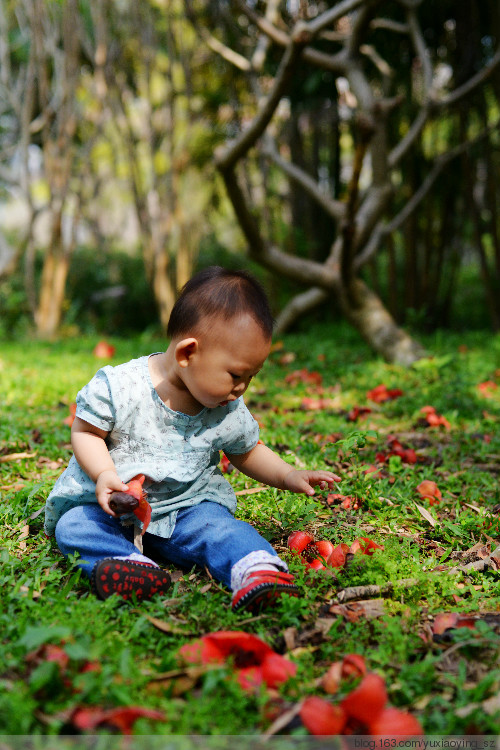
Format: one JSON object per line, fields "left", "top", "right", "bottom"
{"left": 183, "top": 315, "right": 271, "bottom": 410}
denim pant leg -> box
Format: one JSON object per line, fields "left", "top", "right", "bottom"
{"left": 55, "top": 504, "right": 152, "bottom": 577}
{"left": 144, "top": 501, "right": 279, "bottom": 589}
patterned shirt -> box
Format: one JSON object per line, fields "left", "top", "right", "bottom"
{"left": 44, "top": 355, "right": 260, "bottom": 537}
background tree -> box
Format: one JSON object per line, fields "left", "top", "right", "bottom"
{"left": 186, "top": 0, "right": 500, "bottom": 363}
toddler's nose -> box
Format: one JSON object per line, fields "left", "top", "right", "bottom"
{"left": 232, "top": 381, "right": 247, "bottom": 396}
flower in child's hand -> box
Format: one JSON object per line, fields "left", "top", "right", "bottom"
{"left": 109, "top": 474, "right": 152, "bottom": 535}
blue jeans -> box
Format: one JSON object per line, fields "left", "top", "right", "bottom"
{"left": 55, "top": 501, "right": 279, "bottom": 589}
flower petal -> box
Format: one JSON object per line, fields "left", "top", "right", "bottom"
{"left": 340, "top": 673, "right": 387, "bottom": 724}
{"left": 368, "top": 707, "right": 423, "bottom": 736}
{"left": 300, "top": 696, "right": 346, "bottom": 735}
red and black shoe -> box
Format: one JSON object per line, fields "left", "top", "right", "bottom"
{"left": 91, "top": 558, "right": 171, "bottom": 602}
{"left": 231, "top": 570, "right": 299, "bottom": 612}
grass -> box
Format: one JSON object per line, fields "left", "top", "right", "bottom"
{"left": 1, "top": 323, "right": 500, "bottom": 736}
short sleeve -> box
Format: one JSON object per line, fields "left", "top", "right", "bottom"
{"left": 75, "top": 368, "right": 115, "bottom": 432}
{"left": 221, "top": 398, "right": 260, "bottom": 455}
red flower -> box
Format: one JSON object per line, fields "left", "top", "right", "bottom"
{"left": 301, "top": 668, "right": 423, "bottom": 737}
{"left": 327, "top": 543, "right": 350, "bottom": 569}
{"left": 288, "top": 532, "right": 334, "bottom": 569}
{"left": 288, "top": 531, "right": 315, "bottom": 555}
{"left": 285, "top": 368, "right": 323, "bottom": 386}
{"left": 326, "top": 493, "right": 360, "bottom": 510}
{"left": 125, "top": 474, "right": 152, "bottom": 534}
{"left": 220, "top": 453, "right": 231, "bottom": 473}
{"left": 416, "top": 480, "right": 442, "bottom": 506}
{"left": 377, "top": 437, "right": 417, "bottom": 465}
{"left": 341, "top": 673, "right": 387, "bottom": 724}
{"left": 322, "top": 654, "right": 366, "bottom": 694}
{"left": 349, "top": 537, "right": 384, "bottom": 556}
{"left": 93, "top": 340, "right": 116, "bottom": 359}
{"left": 367, "top": 385, "right": 403, "bottom": 403}
{"left": 179, "top": 631, "right": 296, "bottom": 692}
{"left": 347, "top": 406, "right": 372, "bottom": 422}
{"left": 300, "top": 696, "right": 346, "bottom": 735}
{"left": 368, "top": 707, "right": 424, "bottom": 736}
{"left": 420, "top": 406, "right": 451, "bottom": 430}
{"left": 477, "top": 380, "right": 497, "bottom": 397}
{"left": 63, "top": 403, "right": 77, "bottom": 427}
{"left": 288, "top": 533, "right": 383, "bottom": 570}
{"left": 70, "top": 706, "right": 165, "bottom": 735}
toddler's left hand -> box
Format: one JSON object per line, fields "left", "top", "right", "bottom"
{"left": 283, "top": 469, "right": 341, "bottom": 496}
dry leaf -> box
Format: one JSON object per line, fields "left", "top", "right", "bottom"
{"left": 414, "top": 502, "right": 437, "bottom": 527}
{"left": 142, "top": 614, "right": 196, "bottom": 636}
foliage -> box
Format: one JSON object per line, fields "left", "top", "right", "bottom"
{"left": 2, "top": 327, "right": 500, "bottom": 735}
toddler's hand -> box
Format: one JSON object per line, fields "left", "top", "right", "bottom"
{"left": 95, "top": 470, "right": 129, "bottom": 516}
{"left": 283, "top": 469, "right": 341, "bottom": 496}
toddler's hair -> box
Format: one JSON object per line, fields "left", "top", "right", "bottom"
{"left": 167, "top": 266, "right": 274, "bottom": 339}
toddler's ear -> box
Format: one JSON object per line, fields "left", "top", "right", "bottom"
{"left": 175, "top": 338, "right": 198, "bottom": 368}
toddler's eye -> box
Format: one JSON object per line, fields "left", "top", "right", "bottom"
{"left": 230, "top": 373, "right": 240, "bottom": 380}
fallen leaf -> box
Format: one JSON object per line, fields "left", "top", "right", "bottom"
{"left": 414, "top": 502, "right": 437, "bottom": 527}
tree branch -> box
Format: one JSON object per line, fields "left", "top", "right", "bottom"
{"left": 437, "top": 46, "right": 500, "bottom": 109}
{"left": 215, "top": 30, "right": 307, "bottom": 171}
{"left": 262, "top": 138, "right": 345, "bottom": 221}
{"left": 231, "top": 0, "right": 347, "bottom": 74}
{"left": 220, "top": 166, "right": 337, "bottom": 288}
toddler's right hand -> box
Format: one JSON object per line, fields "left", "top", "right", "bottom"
{"left": 95, "top": 470, "right": 129, "bottom": 516}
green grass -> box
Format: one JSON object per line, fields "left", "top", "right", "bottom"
{"left": 2, "top": 324, "right": 500, "bottom": 735}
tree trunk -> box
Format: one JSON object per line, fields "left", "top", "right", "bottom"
{"left": 339, "top": 279, "right": 426, "bottom": 365}
{"left": 35, "top": 242, "right": 70, "bottom": 338}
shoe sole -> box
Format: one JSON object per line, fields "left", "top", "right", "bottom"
{"left": 91, "top": 558, "right": 171, "bottom": 601}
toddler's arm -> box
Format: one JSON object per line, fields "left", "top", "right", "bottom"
{"left": 227, "top": 442, "right": 340, "bottom": 496}
{"left": 71, "top": 417, "right": 129, "bottom": 515}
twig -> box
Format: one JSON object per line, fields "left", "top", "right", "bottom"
{"left": 0, "top": 452, "right": 36, "bottom": 463}
{"left": 337, "top": 578, "right": 418, "bottom": 602}
{"left": 234, "top": 486, "right": 267, "bottom": 496}
{"left": 448, "top": 545, "right": 500, "bottom": 574}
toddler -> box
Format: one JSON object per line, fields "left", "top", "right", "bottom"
{"left": 45, "top": 267, "right": 339, "bottom": 611}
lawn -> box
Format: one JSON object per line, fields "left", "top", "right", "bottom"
{"left": 1, "top": 324, "right": 500, "bottom": 736}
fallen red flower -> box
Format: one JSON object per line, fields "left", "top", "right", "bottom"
{"left": 300, "top": 696, "right": 346, "bottom": 735}
{"left": 289, "top": 532, "right": 383, "bottom": 570}
{"left": 63, "top": 402, "right": 77, "bottom": 427}
{"left": 178, "top": 631, "right": 296, "bottom": 692}
{"left": 326, "top": 493, "right": 360, "bottom": 510}
{"left": 376, "top": 437, "right": 417, "bottom": 465}
{"left": 420, "top": 405, "right": 451, "bottom": 430}
{"left": 301, "top": 397, "right": 338, "bottom": 411}
{"left": 416, "top": 480, "right": 442, "bottom": 506}
{"left": 322, "top": 654, "right": 366, "bottom": 694}
{"left": 285, "top": 368, "right": 323, "bottom": 386}
{"left": 70, "top": 705, "right": 165, "bottom": 735}
{"left": 367, "top": 385, "right": 404, "bottom": 403}
{"left": 341, "top": 672, "right": 387, "bottom": 724}
{"left": 477, "top": 380, "right": 497, "bottom": 397}
{"left": 432, "top": 612, "right": 477, "bottom": 635}
{"left": 300, "top": 668, "right": 423, "bottom": 737}
{"left": 349, "top": 537, "right": 384, "bottom": 556}
{"left": 347, "top": 406, "right": 372, "bottom": 422}
{"left": 368, "top": 706, "right": 424, "bottom": 736}
{"left": 93, "top": 340, "right": 116, "bottom": 359}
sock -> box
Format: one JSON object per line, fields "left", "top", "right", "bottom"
{"left": 112, "top": 552, "right": 159, "bottom": 568}
{"left": 230, "top": 550, "right": 288, "bottom": 592}
{"left": 243, "top": 563, "right": 280, "bottom": 579}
